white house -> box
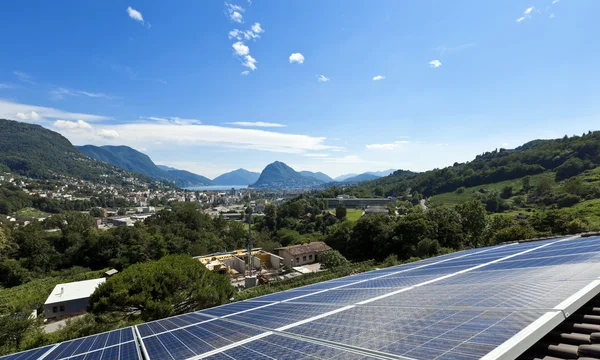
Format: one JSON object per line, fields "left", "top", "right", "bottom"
{"left": 44, "top": 278, "right": 106, "bottom": 321}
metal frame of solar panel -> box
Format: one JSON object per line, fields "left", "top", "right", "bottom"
{"left": 0, "top": 327, "right": 142, "bottom": 360}
{"left": 7, "top": 235, "right": 600, "bottom": 360}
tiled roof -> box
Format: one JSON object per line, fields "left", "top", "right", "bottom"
{"left": 275, "top": 241, "right": 331, "bottom": 256}
{"left": 519, "top": 293, "right": 600, "bottom": 360}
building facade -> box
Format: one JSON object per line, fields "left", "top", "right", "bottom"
{"left": 44, "top": 278, "right": 106, "bottom": 321}
{"left": 275, "top": 242, "right": 331, "bottom": 269}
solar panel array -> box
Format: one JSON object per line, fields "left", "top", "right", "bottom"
{"left": 5, "top": 235, "right": 600, "bottom": 360}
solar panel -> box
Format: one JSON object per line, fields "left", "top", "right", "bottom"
{"left": 42, "top": 328, "right": 140, "bottom": 360}
{"left": 0, "top": 345, "right": 56, "bottom": 360}
{"left": 8, "top": 235, "right": 600, "bottom": 360}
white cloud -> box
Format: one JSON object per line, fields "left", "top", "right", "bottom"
{"left": 516, "top": 16, "right": 526, "bottom": 22}
{"left": 317, "top": 75, "right": 330, "bottom": 82}
{"left": 231, "top": 11, "right": 243, "bottom": 23}
{"left": 126, "top": 6, "right": 144, "bottom": 23}
{"left": 289, "top": 53, "right": 305, "bottom": 64}
{"left": 224, "top": 121, "right": 286, "bottom": 128}
{"left": 549, "top": 13, "right": 556, "bottom": 19}
{"left": 13, "top": 71, "right": 34, "bottom": 84}
{"left": 552, "top": 0, "right": 560, "bottom": 4}
{"left": 139, "top": 116, "right": 201, "bottom": 125}
{"left": 0, "top": 99, "right": 111, "bottom": 122}
{"left": 16, "top": 111, "right": 42, "bottom": 121}
{"left": 232, "top": 42, "right": 249, "bottom": 56}
{"left": 242, "top": 55, "right": 257, "bottom": 70}
{"left": 303, "top": 153, "right": 329, "bottom": 157}
{"left": 524, "top": 6, "right": 534, "bottom": 15}
{"left": 251, "top": 23, "right": 263, "bottom": 34}
{"left": 0, "top": 83, "right": 14, "bottom": 89}
{"left": 63, "top": 123, "right": 342, "bottom": 154}
{"left": 97, "top": 129, "right": 120, "bottom": 139}
{"left": 225, "top": 3, "right": 245, "bottom": 23}
{"left": 502, "top": 143, "right": 509, "bottom": 147}
{"left": 229, "top": 29, "right": 241, "bottom": 39}
{"left": 53, "top": 119, "right": 93, "bottom": 130}
{"left": 366, "top": 140, "right": 410, "bottom": 150}
{"left": 50, "top": 87, "right": 115, "bottom": 101}
{"left": 241, "top": 71, "right": 250, "bottom": 75}
{"left": 429, "top": 60, "right": 442, "bottom": 68}
{"left": 372, "top": 75, "right": 385, "bottom": 81}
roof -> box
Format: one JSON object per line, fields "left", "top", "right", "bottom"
{"left": 274, "top": 241, "right": 331, "bottom": 256}
{"left": 518, "top": 293, "right": 600, "bottom": 360}
{"left": 44, "top": 278, "right": 106, "bottom": 305}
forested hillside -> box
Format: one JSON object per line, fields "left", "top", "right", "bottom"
{"left": 357, "top": 131, "right": 600, "bottom": 197}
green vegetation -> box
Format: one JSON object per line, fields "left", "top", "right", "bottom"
{"left": 346, "top": 209, "right": 363, "bottom": 222}
{"left": 89, "top": 255, "right": 234, "bottom": 321}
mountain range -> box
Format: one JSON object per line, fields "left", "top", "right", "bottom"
{"left": 298, "top": 171, "right": 334, "bottom": 183}
{"left": 77, "top": 145, "right": 212, "bottom": 187}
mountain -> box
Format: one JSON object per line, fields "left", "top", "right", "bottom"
{"left": 366, "top": 169, "right": 396, "bottom": 177}
{"left": 212, "top": 168, "right": 260, "bottom": 185}
{"left": 299, "top": 171, "right": 334, "bottom": 183}
{"left": 343, "top": 173, "right": 381, "bottom": 183}
{"left": 77, "top": 145, "right": 212, "bottom": 187}
{"left": 253, "top": 161, "right": 324, "bottom": 189}
{"left": 77, "top": 145, "right": 167, "bottom": 180}
{"left": 157, "top": 165, "right": 177, "bottom": 171}
{"left": 334, "top": 173, "right": 358, "bottom": 181}
{"left": 0, "top": 119, "right": 148, "bottom": 183}
{"left": 160, "top": 169, "right": 212, "bottom": 187}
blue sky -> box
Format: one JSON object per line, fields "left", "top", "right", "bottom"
{"left": 1, "top": 0, "right": 599, "bottom": 179}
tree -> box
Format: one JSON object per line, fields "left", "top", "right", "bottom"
{"left": 335, "top": 205, "right": 347, "bottom": 220}
{"left": 456, "top": 200, "right": 487, "bottom": 248}
{"left": 264, "top": 204, "right": 277, "bottom": 231}
{"left": 535, "top": 176, "right": 554, "bottom": 196}
{"left": 521, "top": 176, "right": 532, "bottom": 193}
{"left": 0, "top": 304, "right": 36, "bottom": 350}
{"left": 117, "top": 208, "right": 127, "bottom": 216}
{"left": 89, "top": 208, "right": 104, "bottom": 218}
{"left": 88, "top": 255, "right": 235, "bottom": 321}
{"left": 318, "top": 249, "right": 349, "bottom": 268}
{"left": 0, "top": 259, "right": 30, "bottom": 287}
{"left": 500, "top": 186, "right": 513, "bottom": 199}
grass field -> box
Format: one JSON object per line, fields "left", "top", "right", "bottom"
{"left": 431, "top": 172, "right": 555, "bottom": 206}
{"left": 346, "top": 209, "right": 364, "bottom": 222}
{"left": 14, "top": 207, "right": 49, "bottom": 219}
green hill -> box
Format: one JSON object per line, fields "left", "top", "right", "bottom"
{"left": 0, "top": 119, "right": 144, "bottom": 183}
{"left": 253, "top": 161, "right": 324, "bottom": 189}
{"left": 357, "top": 132, "right": 600, "bottom": 198}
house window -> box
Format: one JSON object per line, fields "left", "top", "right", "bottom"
{"left": 60, "top": 305, "right": 65, "bottom": 312}
{"left": 52, "top": 306, "right": 57, "bottom": 313}
{"left": 309, "top": 254, "right": 313, "bottom": 260}
{"left": 303, "top": 256, "right": 307, "bottom": 261}
{"left": 296, "top": 257, "right": 299, "bottom": 263}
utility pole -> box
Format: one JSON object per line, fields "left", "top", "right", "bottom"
{"left": 244, "top": 185, "right": 257, "bottom": 288}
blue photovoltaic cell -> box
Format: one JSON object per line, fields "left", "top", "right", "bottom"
{"left": 0, "top": 345, "right": 56, "bottom": 360}
{"left": 283, "top": 306, "right": 547, "bottom": 360}
{"left": 196, "top": 300, "right": 274, "bottom": 317}
{"left": 141, "top": 319, "right": 264, "bottom": 360}
{"left": 203, "top": 334, "right": 383, "bottom": 360}
{"left": 137, "top": 312, "right": 210, "bottom": 337}
{"left": 249, "top": 289, "right": 321, "bottom": 302}
{"left": 43, "top": 328, "right": 138, "bottom": 360}
{"left": 225, "top": 302, "right": 344, "bottom": 329}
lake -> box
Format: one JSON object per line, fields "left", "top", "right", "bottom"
{"left": 184, "top": 185, "right": 249, "bottom": 191}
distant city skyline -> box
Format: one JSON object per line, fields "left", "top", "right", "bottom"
{"left": 1, "top": 1, "right": 599, "bottom": 178}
